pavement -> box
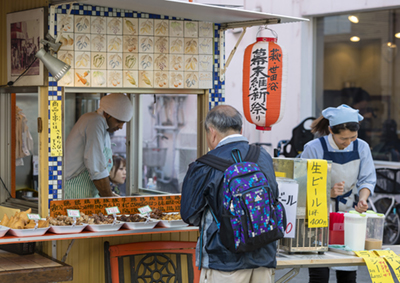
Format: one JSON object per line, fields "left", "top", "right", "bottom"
{"left": 275, "top": 266, "right": 399, "bottom": 282}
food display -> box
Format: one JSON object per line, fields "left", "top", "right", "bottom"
{"left": 85, "top": 213, "right": 123, "bottom": 232}
{"left": 118, "top": 214, "right": 160, "bottom": 230}
{"left": 149, "top": 209, "right": 187, "bottom": 228}
{"left": 48, "top": 213, "right": 89, "bottom": 226}
{"left": 0, "top": 208, "right": 49, "bottom": 229}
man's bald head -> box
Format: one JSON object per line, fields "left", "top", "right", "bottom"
{"left": 204, "top": 105, "right": 242, "bottom": 134}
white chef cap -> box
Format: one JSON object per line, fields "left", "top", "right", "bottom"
{"left": 322, "top": 104, "right": 364, "bottom": 126}
{"left": 100, "top": 93, "right": 133, "bottom": 122}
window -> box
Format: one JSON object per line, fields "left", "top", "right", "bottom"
{"left": 316, "top": 10, "right": 400, "bottom": 162}
{"left": 138, "top": 94, "right": 198, "bottom": 194}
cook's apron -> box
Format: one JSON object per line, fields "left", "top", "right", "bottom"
{"left": 64, "top": 134, "right": 113, "bottom": 199}
{"left": 320, "top": 137, "right": 360, "bottom": 272}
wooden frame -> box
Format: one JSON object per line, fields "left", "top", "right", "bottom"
{"left": 6, "top": 7, "right": 47, "bottom": 86}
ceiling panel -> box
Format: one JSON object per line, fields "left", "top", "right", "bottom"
{"left": 75, "top": 0, "right": 308, "bottom": 25}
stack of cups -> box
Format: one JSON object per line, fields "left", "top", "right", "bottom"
{"left": 344, "top": 211, "right": 367, "bottom": 251}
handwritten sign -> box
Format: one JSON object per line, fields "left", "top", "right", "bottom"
{"left": 277, "top": 179, "right": 298, "bottom": 238}
{"left": 375, "top": 250, "right": 400, "bottom": 281}
{"left": 50, "top": 100, "right": 62, "bottom": 156}
{"left": 50, "top": 195, "right": 182, "bottom": 217}
{"left": 105, "top": 206, "right": 120, "bottom": 215}
{"left": 355, "top": 251, "right": 393, "bottom": 283}
{"left": 27, "top": 214, "right": 41, "bottom": 220}
{"left": 138, "top": 205, "right": 152, "bottom": 215}
{"left": 67, "top": 209, "right": 80, "bottom": 218}
{"left": 306, "top": 160, "right": 328, "bottom": 228}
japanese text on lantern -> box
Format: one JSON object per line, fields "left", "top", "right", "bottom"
{"left": 248, "top": 46, "right": 281, "bottom": 122}
{"left": 50, "top": 101, "right": 62, "bottom": 156}
{"left": 306, "top": 159, "right": 328, "bottom": 228}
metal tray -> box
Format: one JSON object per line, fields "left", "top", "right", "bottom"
{"left": 0, "top": 225, "right": 10, "bottom": 237}
{"left": 85, "top": 222, "right": 124, "bottom": 232}
{"left": 8, "top": 227, "right": 49, "bottom": 237}
{"left": 122, "top": 219, "right": 159, "bottom": 230}
{"left": 48, "top": 224, "right": 88, "bottom": 234}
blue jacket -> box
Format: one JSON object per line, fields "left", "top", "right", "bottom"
{"left": 180, "top": 137, "right": 279, "bottom": 271}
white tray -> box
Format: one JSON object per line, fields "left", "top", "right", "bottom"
{"left": 48, "top": 224, "right": 88, "bottom": 234}
{"left": 8, "top": 227, "right": 49, "bottom": 237}
{"left": 122, "top": 219, "right": 159, "bottom": 230}
{"left": 0, "top": 225, "right": 10, "bottom": 237}
{"left": 154, "top": 212, "right": 188, "bottom": 228}
{"left": 85, "top": 222, "right": 124, "bottom": 232}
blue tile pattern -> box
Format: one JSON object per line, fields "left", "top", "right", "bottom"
{"left": 47, "top": 3, "right": 225, "bottom": 207}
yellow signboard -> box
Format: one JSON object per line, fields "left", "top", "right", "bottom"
{"left": 50, "top": 100, "right": 62, "bottom": 156}
{"left": 306, "top": 159, "right": 328, "bottom": 228}
{"left": 355, "top": 250, "right": 393, "bottom": 283}
{"left": 375, "top": 250, "right": 400, "bottom": 281}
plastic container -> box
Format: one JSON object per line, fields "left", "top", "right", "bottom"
{"left": 344, "top": 211, "right": 367, "bottom": 251}
{"left": 364, "top": 211, "right": 384, "bottom": 250}
{"left": 329, "top": 212, "right": 344, "bottom": 245}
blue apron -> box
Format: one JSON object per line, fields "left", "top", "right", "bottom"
{"left": 320, "top": 137, "right": 361, "bottom": 272}
{"left": 319, "top": 137, "right": 360, "bottom": 212}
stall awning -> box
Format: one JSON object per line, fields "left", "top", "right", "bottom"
{"left": 70, "top": 0, "right": 308, "bottom": 28}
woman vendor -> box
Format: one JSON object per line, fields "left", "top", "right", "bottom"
{"left": 301, "top": 104, "right": 376, "bottom": 283}
{"left": 64, "top": 93, "right": 133, "bottom": 199}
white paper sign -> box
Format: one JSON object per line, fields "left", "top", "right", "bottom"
{"left": 67, "top": 209, "right": 80, "bottom": 218}
{"left": 138, "top": 205, "right": 152, "bottom": 215}
{"left": 277, "top": 180, "right": 299, "bottom": 238}
{"left": 105, "top": 206, "right": 120, "bottom": 215}
{"left": 27, "top": 213, "right": 41, "bottom": 221}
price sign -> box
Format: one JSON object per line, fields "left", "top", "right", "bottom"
{"left": 355, "top": 251, "right": 393, "bottom": 283}
{"left": 306, "top": 159, "right": 328, "bottom": 228}
{"left": 277, "top": 180, "right": 298, "bottom": 238}
{"left": 27, "top": 214, "right": 41, "bottom": 220}
{"left": 67, "top": 209, "right": 81, "bottom": 218}
{"left": 375, "top": 250, "right": 400, "bottom": 281}
{"left": 105, "top": 206, "right": 120, "bottom": 215}
{"left": 138, "top": 205, "right": 152, "bottom": 215}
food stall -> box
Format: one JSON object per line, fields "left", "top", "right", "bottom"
{"left": 0, "top": 0, "right": 309, "bottom": 282}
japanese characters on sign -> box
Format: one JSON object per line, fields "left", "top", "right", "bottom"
{"left": 50, "top": 100, "right": 63, "bottom": 156}
{"left": 355, "top": 251, "right": 393, "bottom": 283}
{"left": 243, "top": 38, "right": 285, "bottom": 130}
{"left": 277, "top": 180, "right": 299, "bottom": 238}
{"left": 375, "top": 250, "right": 400, "bottom": 281}
{"left": 50, "top": 195, "right": 182, "bottom": 217}
{"left": 306, "top": 159, "right": 328, "bottom": 228}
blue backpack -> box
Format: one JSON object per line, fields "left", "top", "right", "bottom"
{"left": 197, "top": 145, "right": 286, "bottom": 253}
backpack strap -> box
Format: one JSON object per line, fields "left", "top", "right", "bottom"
{"left": 196, "top": 154, "right": 232, "bottom": 171}
{"left": 197, "top": 144, "right": 262, "bottom": 171}
{"left": 244, "top": 144, "right": 261, "bottom": 162}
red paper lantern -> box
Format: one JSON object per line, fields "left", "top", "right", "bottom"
{"left": 243, "top": 37, "right": 286, "bottom": 131}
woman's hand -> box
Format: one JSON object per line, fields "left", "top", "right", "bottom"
{"left": 355, "top": 199, "right": 368, "bottom": 213}
{"left": 331, "top": 181, "right": 345, "bottom": 198}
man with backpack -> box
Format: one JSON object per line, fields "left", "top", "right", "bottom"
{"left": 181, "top": 105, "right": 283, "bottom": 283}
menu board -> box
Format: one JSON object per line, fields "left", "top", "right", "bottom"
{"left": 50, "top": 195, "right": 181, "bottom": 217}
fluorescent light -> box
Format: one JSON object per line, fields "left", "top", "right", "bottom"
{"left": 350, "top": 36, "right": 360, "bottom": 42}
{"left": 348, "top": 15, "right": 359, "bottom": 24}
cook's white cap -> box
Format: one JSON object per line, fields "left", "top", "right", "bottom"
{"left": 100, "top": 93, "right": 133, "bottom": 122}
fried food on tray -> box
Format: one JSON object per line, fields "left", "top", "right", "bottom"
{"left": 0, "top": 208, "right": 47, "bottom": 229}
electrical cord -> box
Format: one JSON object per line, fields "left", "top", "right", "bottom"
{"left": 0, "top": 176, "right": 12, "bottom": 198}
{"left": 0, "top": 56, "right": 39, "bottom": 88}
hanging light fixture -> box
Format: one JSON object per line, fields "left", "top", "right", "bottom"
{"left": 35, "top": 33, "right": 71, "bottom": 81}
{"left": 348, "top": 15, "right": 359, "bottom": 24}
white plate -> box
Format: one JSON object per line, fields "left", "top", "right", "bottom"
{"left": 85, "top": 222, "right": 124, "bottom": 232}
{"left": 157, "top": 219, "right": 188, "bottom": 228}
{"left": 48, "top": 224, "right": 88, "bottom": 234}
{"left": 0, "top": 225, "right": 10, "bottom": 237}
{"left": 122, "top": 219, "right": 159, "bottom": 230}
{"left": 8, "top": 227, "right": 49, "bottom": 237}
